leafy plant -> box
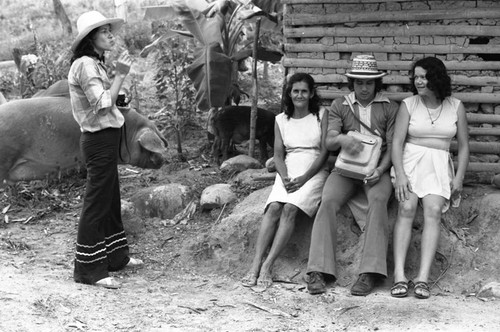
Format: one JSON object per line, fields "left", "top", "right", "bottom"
{"left": 13, "top": 31, "right": 71, "bottom": 98}
{"left": 143, "top": 0, "right": 283, "bottom": 111}
{"left": 153, "top": 28, "right": 196, "bottom": 161}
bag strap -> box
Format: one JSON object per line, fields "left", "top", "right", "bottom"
{"left": 344, "top": 96, "right": 379, "bottom": 136}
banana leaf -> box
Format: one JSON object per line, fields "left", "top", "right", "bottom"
{"left": 143, "top": 0, "right": 283, "bottom": 110}
{"left": 187, "top": 42, "right": 232, "bottom": 111}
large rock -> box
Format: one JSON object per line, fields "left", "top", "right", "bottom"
{"left": 121, "top": 199, "right": 145, "bottom": 236}
{"left": 220, "top": 155, "right": 262, "bottom": 173}
{"left": 130, "top": 184, "right": 190, "bottom": 219}
{"left": 181, "top": 186, "right": 374, "bottom": 283}
{"left": 181, "top": 185, "right": 500, "bottom": 292}
{"left": 231, "top": 168, "right": 274, "bottom": 186}
{"left": 200, "top": 183, "right": 237, "bottom": 210}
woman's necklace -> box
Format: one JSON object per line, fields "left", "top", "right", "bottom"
{"left": 422, "top": 98, "right": 443, "bottom": 125}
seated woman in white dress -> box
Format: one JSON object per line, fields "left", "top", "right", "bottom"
{"left": 391, "top": 57, "right": 469, "bottom": 299}
{"left": 241, "top": 73, "right": 329, "bottom": 288}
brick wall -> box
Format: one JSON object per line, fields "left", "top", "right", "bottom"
{"left": 282, "top": 0, "right": 500, "bottom": 176}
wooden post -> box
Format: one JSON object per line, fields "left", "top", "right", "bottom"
{"left": 249, "top": 18, "right": 262, "bottom": 159}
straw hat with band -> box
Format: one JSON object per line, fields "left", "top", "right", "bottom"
{"left": 345, "top": 55, "right": 387, "bottom": 79}
{"left": 71, "top": 11, "right": 124, "bottom": 52}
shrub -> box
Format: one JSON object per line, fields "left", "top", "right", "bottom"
{"left": 152, "top": 30, "right": 196, "bottom": 159}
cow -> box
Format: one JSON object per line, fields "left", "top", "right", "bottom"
{"left": 211, "top": 106, "right": 275, "bottom": 164}
{"left": 0, "top": 93, "right": 168, "bottom": 187}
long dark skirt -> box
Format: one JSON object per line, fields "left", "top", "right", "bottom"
{"left": 74, "top": 127, "right": 130, "bottom": 284}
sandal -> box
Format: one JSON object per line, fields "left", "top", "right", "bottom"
{"left": 94, "top": 277, "right": 121, "bottom": 289}
{"left": 414, "top": 281, "right": 430, "bottom": 299}
{"left": 241, "top": 273, "right": 258, "bottom": 287}
{"left": 391, "top": 280, "right": 412, "bottom": 298}
{"left": 126, "top": 257, "right": 144, "bottom": 268}
{"left": 256, "top": 273, "right": 273, "bottom": 289}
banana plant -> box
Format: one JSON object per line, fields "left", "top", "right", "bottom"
{"left": 142, "top": 0, "right": 282, "bottom": 111}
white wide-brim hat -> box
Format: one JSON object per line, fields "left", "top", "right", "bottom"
{"left": 71, "top": 11, "right": 124, "bottom": 52}
{"left": 345, "top": 55, "right": 387, "bottom": 79}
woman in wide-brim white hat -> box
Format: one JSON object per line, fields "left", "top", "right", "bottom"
{"left": 68, "top": 10, "right": 143, "bottom": 290}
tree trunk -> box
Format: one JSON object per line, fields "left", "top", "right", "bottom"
{"left": 52, "top": 0, "right": 72, "bottom": 35}
{"left": 249, "top": 18, "right": 262, "bottom": 159}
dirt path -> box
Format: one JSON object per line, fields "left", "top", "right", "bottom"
{"left": 1, "top": 200, "right": 500, "bottom": 332}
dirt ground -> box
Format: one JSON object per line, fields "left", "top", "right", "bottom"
{"left": 1, "top": 54, "right": 499, "bottom": 332}
{"left": 1, "top": 150, "right": 500, "bottom": 332}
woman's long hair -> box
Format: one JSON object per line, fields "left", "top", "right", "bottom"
{"left": 70, "top": 28, "right": 105, "bottom": 64}
{"left": 283, "top": 73, "right": 320, "bottom": 120}
{"left": 410, "top": 57, "right": 451, "bottom": 101}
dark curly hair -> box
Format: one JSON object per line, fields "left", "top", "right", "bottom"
{"left": 283, "top": 72, "right": 320, "bottom": 120}
{"left": 347, "top": 77, "right": 384, "bottom": 93}
{"left": 70, "top": 27, "right": 105, "bottom": 64}
{"left": 410, "top": 57, "right": 451, "bottom": 101}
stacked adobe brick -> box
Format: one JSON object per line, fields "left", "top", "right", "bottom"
{"left": 282, "top": 0, "right": 500, "bottom": 181}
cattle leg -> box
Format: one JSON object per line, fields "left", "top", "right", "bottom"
{"left": 212, "top": 135, "right": 222, "bottom": 165}
{"left": 220, "top": 135, "right": 230, "bottom": 163}
{"left": 259, "top": 139, "right": 269, "bottom": 163}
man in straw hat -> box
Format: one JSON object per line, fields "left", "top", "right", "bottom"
{"left": 306, "top": 55, "right": 399, "bottom": 296}
{"left": 68, "top": 11, "right": 143, "bottom": 289}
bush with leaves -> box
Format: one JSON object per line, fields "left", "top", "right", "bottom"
{"left": 153, "top": 31, "right": 197, "bottom": 160}
{"left": 0, "top": 71, "right": 18, "bottom": 100}
{"left": 16, "top": 38, "right": 71, "bottom": 98}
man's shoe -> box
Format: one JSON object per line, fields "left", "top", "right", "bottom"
{"left": 307, "top": 272, "right": 326, "bottom": 295}
{"left": 351, "top": 273, "right": 377, "bottom": 296}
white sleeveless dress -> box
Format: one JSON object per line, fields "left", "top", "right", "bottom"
{"left": 396, "top": 95, "right": 460, "bottom": 200}
{"left": 265, "top": 108, "right": 328, "bottom": 217}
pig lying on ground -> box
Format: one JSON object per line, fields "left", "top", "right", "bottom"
{"left": 0, "top": 95, "right": 168, "bottom": 186}
{"left": 211, "top": 106, "right": 275, "bottom": 164}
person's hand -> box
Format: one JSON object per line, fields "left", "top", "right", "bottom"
{"left": 341, "top": 134, "right": 363, "bottom": 155}
{"left": 394, "top": 173, "right": 412, "bottom": 202}
{"left": 286, "top": 175, "right": 307, "bottom": 193}
{"left": 281, "top": 175, "right": 292, "bottom": 191}
{"left": 363, "top": 168, "right": 382, "bottom": 186}
{"left": 115, "top": 51, "right": 132, "bottom": 77}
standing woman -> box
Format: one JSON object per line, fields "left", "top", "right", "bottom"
{"left": 69, "top": 11, "right": 143, "bottom": 289}
{"left": 241, "top": 73, "right": 329, "bottom": 288}
{"left": 391, "top": 57, "right": 469, "bottom": 299}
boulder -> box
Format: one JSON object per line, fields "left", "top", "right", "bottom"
{"left": 181, "top": 186, "right": 377, "bottom": 284}
{"left": 180, "top": 186, "right": 500, "bottom": 292}
{"left": 121, "top": 199, "right": 145, "bottom": 236}
{"left": 231, "top": 168, "right": 275, "bottom": 186}
{"left": 200, "top": 183, "right": 237, "bottom": 210}
{"left": 220, "top": 155, "right": 262, "bottom": 173}
{"left": 130, "top": 183, "right": 190, "bottom": 219}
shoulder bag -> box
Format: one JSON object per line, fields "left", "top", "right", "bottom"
{"left": 334, "top": 97, "right": 383, "bottom": 180}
